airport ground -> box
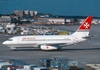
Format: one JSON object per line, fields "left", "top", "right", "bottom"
{"left": 0, "top": 25, "right": 100, "bottom": 68}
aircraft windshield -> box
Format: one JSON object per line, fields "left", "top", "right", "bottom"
{"left": 8, "top": 39, "right": 13, "bottom": 41}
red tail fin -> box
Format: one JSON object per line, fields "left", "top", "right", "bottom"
{"left": 78, "top": 16, "right": 93, "bottom": 30}
{"left": 72, "top": 16, "right": 93, "bottom": 37}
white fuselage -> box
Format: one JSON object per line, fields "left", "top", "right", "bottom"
{"left": 2, "top": 35, "right": 86, "bottom": 49}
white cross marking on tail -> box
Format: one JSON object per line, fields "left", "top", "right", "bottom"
{"left": 84, "top": 22, "right": 90, "bottom": 29}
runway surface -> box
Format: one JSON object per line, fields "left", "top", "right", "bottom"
{"left": 0, "top": 25, "right": 100, "bottom": 66}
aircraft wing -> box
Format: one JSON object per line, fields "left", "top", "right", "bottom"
{"left": 38, "top": 42, "right": 66, "bottom": 45}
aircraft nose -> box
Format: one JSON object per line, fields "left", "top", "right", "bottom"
{"left": 2, "top": 41, "right": 7, "bottom": 45}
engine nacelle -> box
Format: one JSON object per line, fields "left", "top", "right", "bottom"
{"left": 40, "top": 45, "right": 61, "bottom": 50}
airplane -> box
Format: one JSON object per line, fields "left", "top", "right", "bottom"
{"left": 2, "top": 16, "right": 93, "bottom": 51}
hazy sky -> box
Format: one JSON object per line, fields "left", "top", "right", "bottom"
{"left": 0, "top": 0, "right": 100, "bottom": 16}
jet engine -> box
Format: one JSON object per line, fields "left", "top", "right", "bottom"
{"left": 40, "top": 45, "right": 61, "bottom": 50}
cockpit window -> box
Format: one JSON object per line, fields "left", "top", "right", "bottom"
{"left": 8, "top": 39, "right": 13, "bottom": 41}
